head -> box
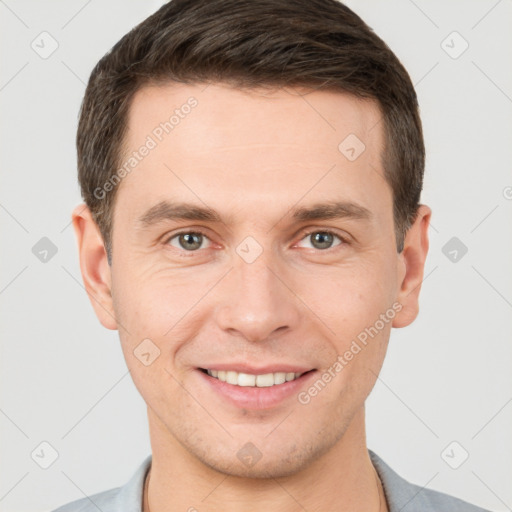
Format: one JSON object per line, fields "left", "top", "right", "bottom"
{"left": 73, "top": 0, "right": 430, "bottom": 478}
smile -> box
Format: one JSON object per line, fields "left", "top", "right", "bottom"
{"left": 200, "top": 368, "right": 305, "bottom": 387}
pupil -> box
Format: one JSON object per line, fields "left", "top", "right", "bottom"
{"left": 312, "top": 232, "right": 333, "bottom": 249}
{"left": 180, "top": 233, "right": 202, "bottom": 250}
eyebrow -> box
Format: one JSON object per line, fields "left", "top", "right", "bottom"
{"left": 292, "top": 201, "right": 372, "bottom": 222}
{"left": 136, "top": 199, "right": 372, "bottom": 227}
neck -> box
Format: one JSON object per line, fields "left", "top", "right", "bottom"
{"left": 144, "top": 406, "right": 386, "bottom": 512}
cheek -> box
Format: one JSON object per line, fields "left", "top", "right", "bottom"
{"left": 294, "top": 255, "right": 396, "bottom": 401}
{"left": 112, "top": 260, "right": 200, "bottom": 327}
{"left": 110, "top": 270, "right": 198, "bottom": 409}
{"left": 297, "top": 255, "right": 398, "bottom": 337}
{"left": 111, "top": 263, "right": 220, "bottom": 368}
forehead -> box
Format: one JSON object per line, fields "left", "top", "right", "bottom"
{"left": 126, "top": 82, "right": 383, "bottom": 154}
{"left": 116, "top": 82, "right": 389, "bottom": 226}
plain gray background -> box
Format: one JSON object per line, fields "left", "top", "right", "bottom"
{"left": 1, "top": 1, "right": 511, "bottom": 511}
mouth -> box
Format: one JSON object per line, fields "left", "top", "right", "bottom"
{"left": 198, "top": 368, "right": 312, "bottom": 387}
{"left": 199, "top": 368, "right": 314, "bottom": 388}
{"left": 196, "top": 366, "right": 318, "bottom": 409}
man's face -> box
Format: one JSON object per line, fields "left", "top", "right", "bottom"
{"left": 101, "top": 83, "right": 413, "bottom": 477}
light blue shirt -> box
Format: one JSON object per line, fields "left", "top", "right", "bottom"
{"left": 52, "top": 450, "right": 491, "bottom": 511}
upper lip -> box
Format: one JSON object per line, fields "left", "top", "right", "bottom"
{"left": 198, "top": 364, "right": 315, "bottom": 374}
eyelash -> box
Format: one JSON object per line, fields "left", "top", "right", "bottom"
{"left": 164, "top": 228, "right": 348, "bottom": 253}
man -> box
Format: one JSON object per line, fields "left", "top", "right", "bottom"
{"left": 53, "top": 0, "right": 490, "bottom": 510}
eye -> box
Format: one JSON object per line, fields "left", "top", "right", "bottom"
{"left": 296, "top": 230, "right": 344, "bottom": 250}
{"left": 166, "top": 231, "right": 212, "bottom": 251}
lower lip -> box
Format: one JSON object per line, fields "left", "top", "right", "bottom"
{"left": 197, "top": 369, "right": 317, "bottom": 410}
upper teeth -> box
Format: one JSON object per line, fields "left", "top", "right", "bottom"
{"left": 206, "top": 369, "right": 302, "bottom": 387}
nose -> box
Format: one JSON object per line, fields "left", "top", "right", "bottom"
{"left": 214, "top": 252, "right": 302, "bottom": 343}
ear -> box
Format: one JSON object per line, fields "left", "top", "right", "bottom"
{"left": 392, "top": 204, "right": 431, "bottom": 328}
{"left": 72, "top": 203, "right": 118, "bottom": 330}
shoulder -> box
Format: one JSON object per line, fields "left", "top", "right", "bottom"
{"left": 51, "top": 455, "right": 152, "bottom": 512}
{"left": 51, "top": 488, "right": 120, "bottom": 512}
{"left": 369, "top": 450, "right": 492, "bottom": 512}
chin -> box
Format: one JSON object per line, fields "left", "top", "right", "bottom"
{"left": 199, "top": 451, "right": 311, "bottom": 479}
{"left": 189, "top": 425, "right": 343, "bottom": 480}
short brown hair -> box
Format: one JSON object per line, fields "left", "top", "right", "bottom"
{"left": 77, "top": 0, "right": 424, "bottom": 264}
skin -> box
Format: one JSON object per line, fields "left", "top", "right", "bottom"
{"left": 72, "top": 82, "right": 430, "bottom": 512}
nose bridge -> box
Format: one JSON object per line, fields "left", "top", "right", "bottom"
{"left": 215, "top": 246, "right": 301, "bottom": 342}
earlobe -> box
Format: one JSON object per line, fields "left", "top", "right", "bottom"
{"left": 71, "top": 203, "right": 118, "bottom": 330}
{"left": 392, "top": 204, "right": 431, "bottom": 329}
